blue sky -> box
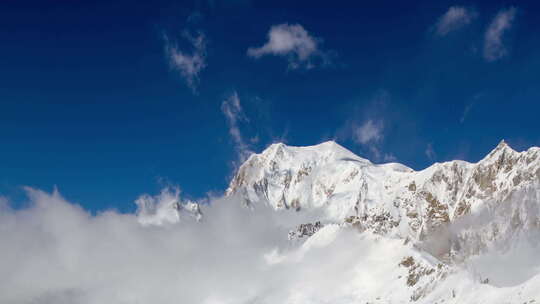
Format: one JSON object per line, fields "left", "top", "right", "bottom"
{"left": 1, "top": 0, "right": 539, "bottom": 212}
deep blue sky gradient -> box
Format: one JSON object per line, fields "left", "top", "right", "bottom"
{"left": 1, "top": 0, "right": 539, "bottom": 212}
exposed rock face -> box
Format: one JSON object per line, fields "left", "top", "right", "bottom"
{"left": 399, "top": 255, "right": 449, "bottom": 301}
{"left": 288, "top": 221, "right": 323, "bottom": 240}
{"left": 226, "top": 140, "right": 540, "bottom": 258}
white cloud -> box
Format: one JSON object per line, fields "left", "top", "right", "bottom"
{"left": 350, "top": 119, "right": 390, "bottom": 162}
{"left": 0, "top": 186, "right": 391, "bottom": 304}
{"left": 2, "top": 182, "right": 540, "bottom": 303}
{"left": 247, "top": 23, "right": 328, "bottom": 69}
{"left": 434, "top": 6, "right": 476, "bottom": 36}
{"left": 354, "top": 120, "right": 383, "bottom": 145}
{"left": 483, "top": 7, "right": 517, "bottom": 62}
{"left": 425, "top": 143, "right": 436, "bottom": 161}
{"left": 221, "top": 92, "right": 253, "bottom": 163}
{"left": 165, "top": 31, "right": 207, "bottom": 92}
{"left": 337, "top": 92, "right": 392, "bottom": 162}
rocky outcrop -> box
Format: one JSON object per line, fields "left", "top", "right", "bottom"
{"left": 288, "top": 221, "right": 323, "bottom": 240}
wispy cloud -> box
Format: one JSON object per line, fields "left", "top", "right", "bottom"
{"left": 460, "top": 93, "right": 484, "bottom": 124}
{"left": 460, "top": 103, "right": 474, "bottom": 124}
{"left": 383, "top": 153, "right": 397, "bottom": 162}
{"left": 434, "top": 6, "right": 476, "bottom": 36}
{"left": 165, "top": 31, "right": 207, "bottom": 93}
{"left": 352, "top": 119, "right": 388, "bottom": 161}
{"left": 221, "top": 92, "right": 253, "bottom": 163}
{"left": 247, "top": 23, "right": 330, "bottom": 69}
{"left": 354, "top": 120, "right": 383, "bottom": 145}
{"left": 425, "top": 143, "right": 436, "bottom": 161}
{"left": 483, "top": 7, "right": 517, "bottom": 62}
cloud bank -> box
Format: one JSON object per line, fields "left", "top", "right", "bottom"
{"left": 0, "top": 187, "right": 404, "bottom": 304}
{"left": 165, "top": 31, "right": 207, "bottom": 92}
{"left": 483, "top": 7, "right": 517, "bottom": 62}
{"left": 247, "top": 24, "right": 329, "bottom": 69}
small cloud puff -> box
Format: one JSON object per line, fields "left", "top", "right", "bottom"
{"left": 354, "top": 120, "right": 384, "bottom": 145}
{"left": 352, "top": 119, "right": 391, "bottom": 162}
{"left": 434, "top": 6, "right": 476, "bottom": 36}
{"left": 247, "top": 23, "right": 330, "bottom": 69}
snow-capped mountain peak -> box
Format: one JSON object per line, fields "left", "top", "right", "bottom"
{"left": 227, "top": 140, "right": 540, "bottom": 243}
{"left": 223, "top": 139, "right": 540, "bottom": 302}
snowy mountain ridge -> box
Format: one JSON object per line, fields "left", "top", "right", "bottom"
{"left": 221, "top": 140, "right": 540, "bottom": 303}
{"left": 227, "top": 140, "right": 540, "bottom": 244}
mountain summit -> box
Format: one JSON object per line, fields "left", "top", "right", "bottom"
{"left": 228, "top": 140, "right": 539, "bottom": 235}
{"left": 225, "top": 140, "right": 540, "bottom": 302}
